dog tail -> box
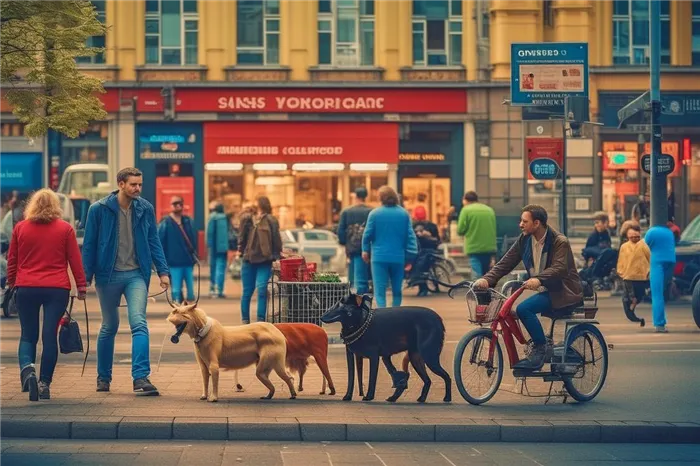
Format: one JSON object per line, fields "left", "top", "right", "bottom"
{"left": 426, "top": 310, "right": 447, "bottom": 355}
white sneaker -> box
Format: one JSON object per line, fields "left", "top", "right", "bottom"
{"left": 654, "top": 325, "right": 668, "bottom": 333}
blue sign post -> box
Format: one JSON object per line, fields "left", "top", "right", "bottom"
{"left": 510, "top": 42, "right": 589, "bottom": 107}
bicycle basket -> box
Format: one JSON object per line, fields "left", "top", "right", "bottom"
{"left": 465, "top": 288, "right": 505, "bottom": 324}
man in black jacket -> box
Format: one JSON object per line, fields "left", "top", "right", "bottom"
{"left": 337, "top": 187, "right": 372, "bottom": 293}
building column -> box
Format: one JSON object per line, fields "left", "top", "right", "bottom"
{"left": 282, "top": 0, "right": 315, "bottom": 81}
{"left": 375, "top": 0, "right": 408, "bottom": 80}
{"left": 553, "top": 0, "right": 592, "bottom": 43}
{"left": 110, "top": 117, "right": 135, "bottom": 181}
{"left": 489, "top": 1, "right": 540, "bottom": 81}
{"left": 463, "top": 0, "right": 479, "bottom": 81}
{"left": 199, "top": 0, "right": 230, "bottom": 79}
{"left": 671, "top": 0, "right": 692, "bottom": 66}
{"left": 114, "top": 1, "right": 143, "bottom": 80}
{"left": 593, "top": 0, "right": 613, "bottom": 67}
{"left": 464, "top": 122, "right": 476, "bottom": 192}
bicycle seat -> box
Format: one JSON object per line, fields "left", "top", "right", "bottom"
{"left": 541, "top": 301, "right": 584, "bottom": 320}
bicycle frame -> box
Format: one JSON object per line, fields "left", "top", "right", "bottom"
{"left": 488, "top": 287, "right": 529, "bottom": 366}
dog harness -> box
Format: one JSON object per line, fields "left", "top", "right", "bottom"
{"left": 340, "top": 309, "right": 374, "bottom": 345}
{"left": 194, "top": 317, "right": 213, "bottom": 344}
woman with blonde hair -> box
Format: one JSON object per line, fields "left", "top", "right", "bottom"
{"left": 361, "top": 186, "right": 418, "bottom": 307}
{"left": 6, "top": 189, "right": 87, "bottom": 401}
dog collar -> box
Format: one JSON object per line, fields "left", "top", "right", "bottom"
{"left": 194, "top": 317, "right": 213, "bottom": 343}
{"left": 341, "top": 310, "right": 373, "bottom": 346}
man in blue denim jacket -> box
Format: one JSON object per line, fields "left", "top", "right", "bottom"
{"left": 82, "top": 167, "right": 170, "bottom": 396}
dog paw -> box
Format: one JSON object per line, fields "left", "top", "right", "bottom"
{"left": 386, "top": 396, "right": 398, "bottom": 403}
{"left": 328, "top": 389, "right": 336, "bottom": 396}
{"left": 443, "top": 396, "right": 452, "bottom": 403}
{"left": 235, "top": 384, "right": 245, "bottom": 392}
{"left": 298, "top": 386, "right": 304, "bottom": 392}
{"left": 199, "top": 395, "right": 207, "bottom": 401}
{"left": 289, "top": 394, "right": 297, "bottom": 400}
{"left": 342, "top": 395, "right": 353, "bottom": 401}
{"left": 417, "top": 396, "right": 427, "bottom": 403}
{"left": 260, "top": 395, "right": 273, "bottom": 400}
{"left": 362, "top": 395, "right": 374, "bottom": 402}
{"left": 207, "top": 397, "right": 218, "bottom": 403}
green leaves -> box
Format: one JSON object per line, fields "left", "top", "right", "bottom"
{"left": 312, "top": 272, "right": 342, "bottom": 283}
{"left": 1, "top": 0, "right": 107, "bottom": 137}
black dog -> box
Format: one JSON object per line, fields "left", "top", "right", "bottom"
{"left": 321, "top": 294, "right": 451, "bottom": 403}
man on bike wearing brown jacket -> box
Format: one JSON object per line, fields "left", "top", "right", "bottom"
{"left": 473, "top": 205, "right": 583, "bottom": 370}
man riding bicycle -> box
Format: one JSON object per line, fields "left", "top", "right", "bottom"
{"left": 473, "top": 205, "right": 583, "bottom": 370}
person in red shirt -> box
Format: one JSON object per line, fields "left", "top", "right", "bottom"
{"left": 6, "top": 189, "right": 86, "bottom": 402}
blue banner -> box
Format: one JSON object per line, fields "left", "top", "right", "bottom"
{"left": 510, "top": 42, "right": 589, "bottom": 107}
{"left": 0, "top": 153, "right": 43, "bottom": 192}
{"left": 599, "top": 92, "right": 700, "bottom": 127}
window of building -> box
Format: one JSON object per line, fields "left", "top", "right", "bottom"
{"left": 145, "top": 0, "right": 198, "bottom": 65}
{"left": 543, "top": 0, "right": 554, "bottom": 27}
{"left": 77, "top": 1, "right": 106, "bottom": 65}
{"left": 412, "top": 0, "right": 462, "bottom": 66}
{"left": 1, "top": 123, "right": 27, "bottom": 137}
{"left": 237, "top": 0, "right": 280, "bottom": 65}
{"left": 612, "top": 0, "right": 670, "bottom": 65}
{"left": 693, "top": 1, "right": 700, "bottom": 65}
{"left": 318, "top": 0, "right": 375, "bottom": 66}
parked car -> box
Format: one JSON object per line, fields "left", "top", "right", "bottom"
{"left": 281, "top": 229, "right": 347, "bottom": 275}
{"left": 674, "top": 215, "right": 700, "bottom": 328}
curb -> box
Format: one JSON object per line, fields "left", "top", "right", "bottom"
{"left": 2, "top": 416, "right": 699, "bottom": 443}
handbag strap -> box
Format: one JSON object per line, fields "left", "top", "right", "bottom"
{"left": 170, "top": 216, "right": 198, "bottom": 261}
{"left": 65, "top": 296, "right": 75, "bottom": 319}
{"left": 81, "top": 299, "right": 90, "bottom": 377}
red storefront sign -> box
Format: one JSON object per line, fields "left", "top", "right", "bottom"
{"left": 178, "top": 88, "right": 467, "bottom": 113}
{"left": 101, "top": 88, "right": 165, "bottom": 113}
{"left": 204, "top": 122, "right": 399, "bottom": 164}
{"left": 155, "top": 176, "right": 195, "bottom": 221}
{"left": 526, "top": 137, "right": 564, "bottom": 180}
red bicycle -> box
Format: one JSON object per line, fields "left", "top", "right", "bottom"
{"left": 446, "top": 280, "right": 609, "bottom": 405}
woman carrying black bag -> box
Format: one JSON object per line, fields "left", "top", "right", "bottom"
{"left": 6, "top": 189, "right": 87, "bottom": 401}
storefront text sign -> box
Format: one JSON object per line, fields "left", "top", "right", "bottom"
{"left": 204, "top": 122, "right": 399, "bottom": 164}
{"left": 526, "top": 138, "right": 563, "bottom": 180}
{"left": 511, "top": 42, "right": 589, "bottom": 107}
{"left": 399, "top": 153, "right": 446, "bottom": 162}
{"left": 139, "top": 134, "right": 197, "bottom": 160}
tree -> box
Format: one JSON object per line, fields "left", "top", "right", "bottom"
{"left": 1, "top": 0, "right": 107, "bottom": 138}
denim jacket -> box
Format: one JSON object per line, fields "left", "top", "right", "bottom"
{"left": 82, "top": 191, "right": 169, "bottom": 285}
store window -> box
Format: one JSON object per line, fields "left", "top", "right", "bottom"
{"left": 412, "top": 0, "right": 462, "bottom": 66}
{"left": 208, "top": 171, "right": 245, "bottom": 220}
{"left": 318, "top": 0, "right": 375, "bottom": 66}
{"left": 612, "top": 0, "right": 670, "bottom": 65}
{"left": 349, "top": 174, "right": 387, "bottom": 208}
{"left": 693, "top": 1, "right": 700, "bottom": 65}
{"left": 61, "top": 123, "right": 109, "bottom": 166}
{"left": 237, "top": 0, "right": 280, "bottom": 65}
{"left": 77, "top": 0, "right": 106, "bottom": 65}
{"left": 145, "top": 0, "right": 198, "bottom": 65}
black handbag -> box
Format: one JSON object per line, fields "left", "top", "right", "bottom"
{"left": 1, "top": 286, "right": 17, "bottom": 318}
{"left": 58, "top": 297, "right": 90, "bottom": 376}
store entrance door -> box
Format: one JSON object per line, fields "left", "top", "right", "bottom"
{"left": 401, "top": 176, "right": 451, "bottom": 234}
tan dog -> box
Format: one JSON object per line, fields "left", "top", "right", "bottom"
{"left": 167, "top": 303, "right": 297, "bottom": 402}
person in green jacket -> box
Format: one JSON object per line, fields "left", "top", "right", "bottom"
{"left": 457, "top": 191, "right": 497, "bottom": 278}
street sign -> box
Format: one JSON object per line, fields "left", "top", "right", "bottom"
{"left": 641, "top": 153, "right": 676, "bottom": 176}
{"left": 529, "top": 158, "right": 560, "bottom": 180}
{"left": 627, "top": 124, "right": 652, "bottom": 133}
{"left": 617, "top": 91, "right": 650, "bottom": 129}
{"left": 510, "top": 42, "right": 589, "bottom": 107}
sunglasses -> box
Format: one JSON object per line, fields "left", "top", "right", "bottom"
{"left": 171, "top": 201, "right": 183, "bottom": 206}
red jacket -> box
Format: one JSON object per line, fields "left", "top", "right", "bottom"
{"left": 7, "top": 219, "right": 87, "bottom": 292}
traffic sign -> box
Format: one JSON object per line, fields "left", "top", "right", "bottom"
{"left": 617, "top": 91, "right": 650, "bottom": 129}
{"left": 641, "top": 153, "right": 675, "bottom": 176}
{"left": 529, "top": 158, "right": 560, "bottom": 180}
{"left": 510, "top": 42, "right": 589, "bottom": 107}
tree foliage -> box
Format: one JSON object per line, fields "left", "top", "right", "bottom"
{"left": 1, "top": 0, "right": 107, "bottom": 138}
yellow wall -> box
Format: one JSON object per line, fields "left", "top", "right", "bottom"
{"left": 101, "top": 0, "right": 697, "bottom": 85}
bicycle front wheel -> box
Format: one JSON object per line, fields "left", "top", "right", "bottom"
{"left": 454, "top": 328, "right": 503, "bottom": 405}
{"left": 562, "top": 323, "right": 609, "bottom": 402}
{"left": 427, "top": 263, "right": 452, "bottom": 293}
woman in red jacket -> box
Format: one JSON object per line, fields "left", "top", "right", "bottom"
{"left": 6, "top": 189, "right": 87, "bottom": 401}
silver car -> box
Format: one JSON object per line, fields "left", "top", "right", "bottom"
{"left": 281, "top": 229, "right": 347, "bottom": 275}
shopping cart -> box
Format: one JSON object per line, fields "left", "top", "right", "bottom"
{"left": 266, "top": 276, "right": 351, "bottom": 326}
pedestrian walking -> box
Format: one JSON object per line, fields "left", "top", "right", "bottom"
{"left": 456, "top": 191, "right": 497, "bottom": 278}
{"left": 207, "top": 202, "right": 229, "bottom": 299}
{"left": 158, "top": 196, "right": 198, "bottom": 305}
{"left": 337, "top": 186, "right": 372, "bottom": 294}
{"left": 617, "top": 224, "right": 649, "bottom": 326}
{"left": 361, "top": 186, "right": 418, "bottom": 308}
{"left": 644, "top": 223, "right": 676, "bottom": 333}
{"left": 7, "top": 189, "right": 87, "bottom": 401}
{"left": 238, "top": 196, "right": 282, "bottom": 324}
{"left": 82, "top": 167, "right": 170, "bottom": 396}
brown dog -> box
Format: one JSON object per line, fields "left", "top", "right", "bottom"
{"left": 167, "top": 303, "right": 297, "bottom": 402}
{"left": 235, "top": 323, "right": 336, "bottom": 395}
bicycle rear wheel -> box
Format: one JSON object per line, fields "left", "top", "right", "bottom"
{"left": 454, "top": 328, "right": 503, "bottom": 405}
{"left": 562, "top": 324, "right": 608, "bottom": 402}
{"left": 427, "top": 263, "right": 452, "bottom": 293}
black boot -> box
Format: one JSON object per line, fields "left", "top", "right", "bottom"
{"left": 20, "top": 364, "right": 39, "bottom": 401}
{"left": 513, "top": 344, "right": 546, "bottom": 371}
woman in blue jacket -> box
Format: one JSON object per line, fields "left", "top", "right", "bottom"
{"left": 361, "top": 186, "right": 418, "bottom": 308}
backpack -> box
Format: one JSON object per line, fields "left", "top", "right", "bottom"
{"left": 345, "top": 222, "right": 365, "bottom": 256}
{"left": 244, "top": 214, "right": 274, "bottom": 264}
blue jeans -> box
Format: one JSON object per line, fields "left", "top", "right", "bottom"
{"left": 241, "top": 261, "right": 272, "bottom": 322}
{"left": 515, "top": 291, "right": 552, "bottom": 346}
{"left": 650, "top": 261, "right": 674, "bottom": 327}
{"left": 371, "top": 261, "right": 404, "bottom": 308}
{"left": 16, "top": 287, "right": 69, "bottom": 384}
{"left": 469, "top": 253, "right": 493, "bottom": 279}
{"left": 348, "top": 255, "right": 370, "bottom": 294}
{"left": 170, "top": 265, "right": 195, "bottom": 303}
{"left": 209, "top": 253, "right": 227, "bottom": 295}
{"left": 96, "top": 270, "right": 150, "bottom": 382}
